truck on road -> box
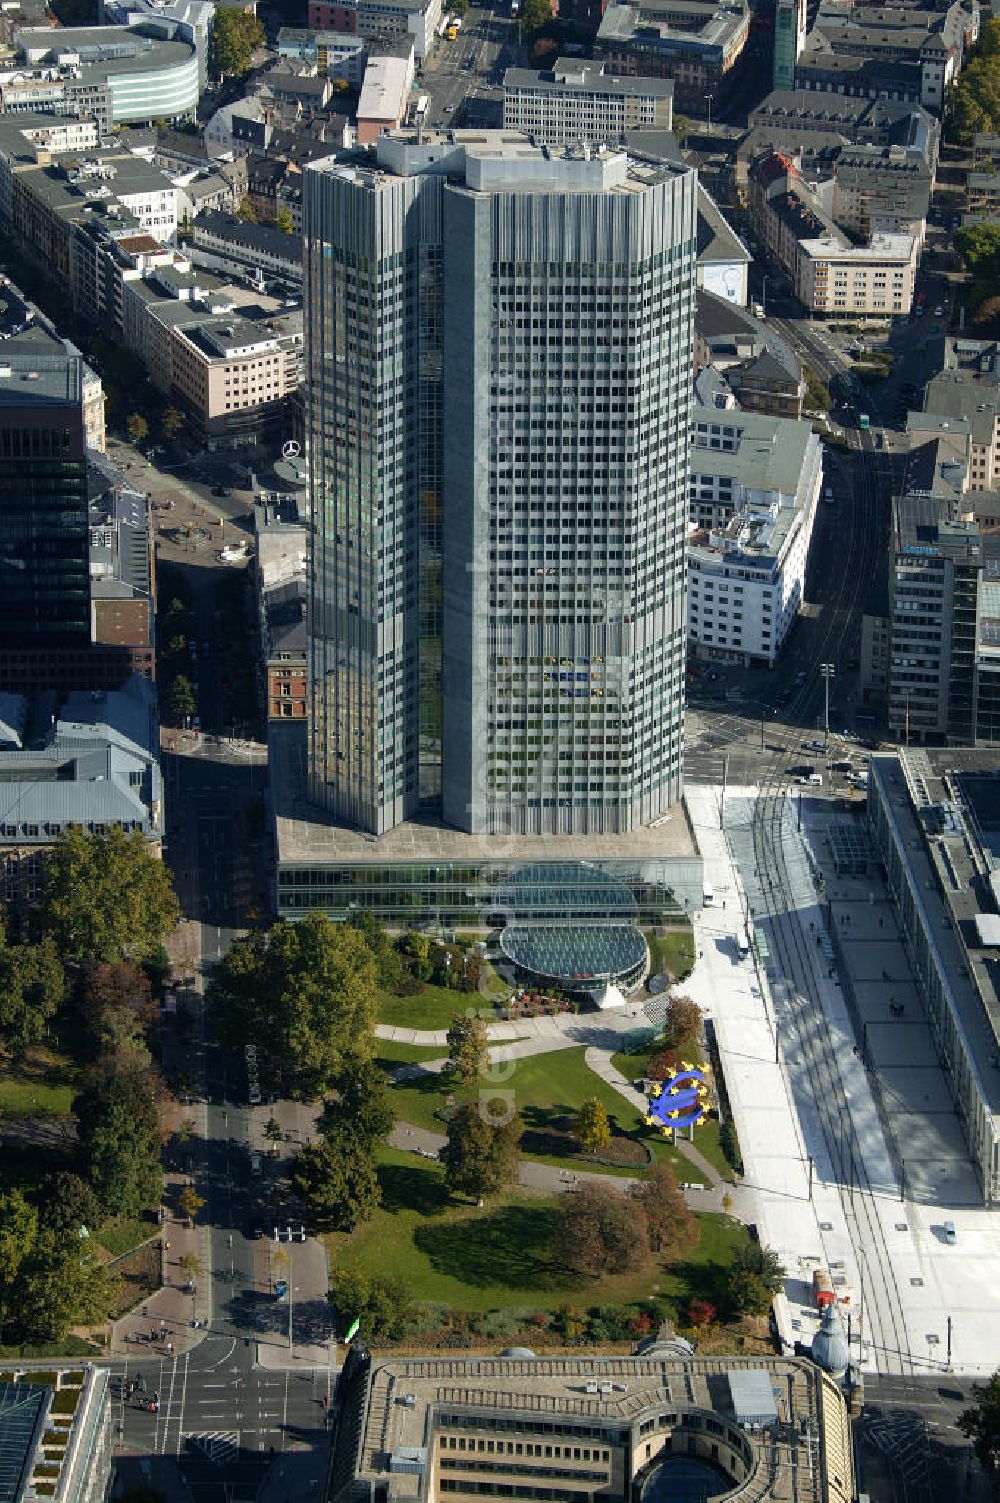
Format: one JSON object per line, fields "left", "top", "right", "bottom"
{"left": 812, "top": 1269, "right": 836, "bottom": 1308}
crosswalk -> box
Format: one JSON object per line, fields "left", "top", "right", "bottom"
{"left": 187, "top": 1431, "right": 240, "bottom": 1465}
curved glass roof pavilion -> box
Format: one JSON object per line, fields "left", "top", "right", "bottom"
{"left": 496, "top": 864, "right": 648, "bottom": 991}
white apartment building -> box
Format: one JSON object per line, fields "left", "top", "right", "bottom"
{"left": 798, "top": 231, "right": 918, "bottom": 316}
{"left": 687, "top": 405, "right": 822, "bottom": 666}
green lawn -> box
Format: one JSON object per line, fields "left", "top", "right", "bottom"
{"left": 94, "top": 1217, "right": 156, "bottom": 1260}
{"left": 391, "top": 1044, "right": 646, "bottom": 1137}
{"left": 0, "top": 1046, "right": 79, "bottom": 1118}
{"left": 375, "top": 1040, "right": 450, "bottom": 1068}
{"left": 388, "top": 1042, "right": 691, "bottom": 1179}
{"left": 609, "top": 1046, "right": 732, "bottom": 1183}
{"left": 328, "top": 1146, "right": 746, "bottom": 1310}
{"left": 646, "top": 928, "right": 695, "bottom": 980}
{"left": 377, "top": 984, "right": 486, "bottom": 1032}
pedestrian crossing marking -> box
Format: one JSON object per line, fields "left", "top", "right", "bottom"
{"left": 187, "top": 1431, "right": 240, "bottom": 1465}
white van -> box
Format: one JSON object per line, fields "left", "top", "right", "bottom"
{"left": 800, "top": 772, "right": 823, "bottom": 786}
{"left": 702, "top": 884, "right": 716, "bottom": 908}
{"left": 943, "top": 1220, "right": 957, "bottom": 1244}
{"left": 737, "top": 933, "right": 750, "bottom": 960}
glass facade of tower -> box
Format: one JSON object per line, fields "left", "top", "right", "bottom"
{"left": 0, "top": 357, "right": 89, "bottom": 649}
{"left": 305, "top": 140, "right": 696, "bottom": 839}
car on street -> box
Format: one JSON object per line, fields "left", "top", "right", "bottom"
{"left": 803, "top": 739, "right": 826, "bottom": 752}
{"left": 212, "top": 483, "right": 231, "bottom": 497}
{"left": 934, "top": 306, "right": 944, "bottom": 317}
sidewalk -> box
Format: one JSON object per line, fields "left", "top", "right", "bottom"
{"left": 684, "top": 784, "right": 845, "bottom": 1357}
{"left": 110, "top": 919, "right": 211, "bottom": 1359}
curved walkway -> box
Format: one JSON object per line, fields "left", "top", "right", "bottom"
{"left": 380, "top": 1017, "right": 753, "bottom": 1221}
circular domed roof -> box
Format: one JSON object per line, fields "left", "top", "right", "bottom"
{"left": 811, "top": 1303, "right": 850, "bottom": 1377}
{"left": 500, "top": 1347, "right": 537, "bottom": 1359}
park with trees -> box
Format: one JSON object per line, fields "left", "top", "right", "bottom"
{"left": 205, "top": 908, "right": 764, "bottom": 1354}
{"left": 0, "top": 825, "right": 180, "bottom": 1352}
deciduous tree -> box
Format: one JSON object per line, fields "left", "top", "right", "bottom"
{"left": 0, "top": 938, "right": 65, "bottom": 1059}
{"left": 177, "top": 1185, "right": 204, "bottom": 1226}
{"left": 946, "top": 20, "right": 1000, "bottom": 143}
{"left": 320, "top": 1058, "right": 395, "bottom": 1151}
{"left": 75, "top": 1067, "right": 163, "bottom": 1217}
{"left": 0, "top": 1188, "right": 38, "bottom": 1335}
{"left": 959, "top": 1372, "right": 1000, "bottom": 1475}
{"left": 628, "top": 1163, "right": 699, "bottom": 1258}
{"left": 661, "top": 994, "right": 703, "bottom": 1054}
{"left": 42, "top": 826, "right": 179, "bottom": 965}
{"left": 206, "top": 915, "right": 379, "bottom": 1095}
{"left": 126, "top": 412, "right": 149, "bottom": 444}
{"left": 726, "top": 1241, "right": 784, "bottom": 1316}
{"left": 77, "top": 959, "right": 156, "bottom": 1061}
{"left": 445, "top": 1011, "right": 489, "bottom": 1088}
{"left": 17, "top": 1227, "right": 118, "bottom": 1342}
{"left": 38, "top": 1172, "right": 101, "bottom": 1238}
{"left": 209, "top": 9, "right": 264, "bottom": 78}
{"left": 167, "top": 674, "right": 197, "bottom": 726}
{"left": 441, "top": 1103, "right": 521, "bottom": 1201}
{"left": 558, "top": 1182, "right": 650, "bottom": 1279}
{"left": 576, "top": 1098, "right": 612, "bottom": 1155}
{"left": 162, "top": 406, "right": 185, "bottom": 440}
{"left": 290, "top": 1139, "right": 381, "bottom": 1231}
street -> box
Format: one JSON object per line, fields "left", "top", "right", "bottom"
{"left": 418, "top": 0, "right": 518, "bottom": 126}
{"left": 108, "top": 1334, "right": 332, "bottom": 1503}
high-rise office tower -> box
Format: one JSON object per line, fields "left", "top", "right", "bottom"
{"left": 0, "top": 349, "right": 89, "bottom": 650}
{"left": 305, "top": 133, "right": 696, "bottom": 838}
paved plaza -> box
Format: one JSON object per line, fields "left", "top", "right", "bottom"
{"left": 685, "top": 783, "right": 1000, "bottom": 1377}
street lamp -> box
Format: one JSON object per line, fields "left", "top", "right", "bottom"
{"left": 820, "top": 663, "right": 835, "bottom": 752}
{"left": 761, "top": 273, "right": 768, "bottom": 318}
{"left": 704, "top": 92, "right": 714, "bottom": 129}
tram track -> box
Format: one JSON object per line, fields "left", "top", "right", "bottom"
{"left": 717, "top": 416, "right": 931, "bottom": 1491}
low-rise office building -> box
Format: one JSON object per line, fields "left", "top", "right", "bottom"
{"left": 694, "top": 288, "right": 805, "bottom": 418}
{"left": 89, "top": 451, "right": 155, "bottom": 677}
{"left": 887, "top": 493, "right": 983, "bottom": 743}
{"left": 966, "top": 170, "right": 1000, "bottom": 215}
{"left": 748, "top": 89, "right": 939, "bottom": 166}
{"left": 867, "top": 751, "right": 1000, "bottom": 1203}
{"left": 920, "top": 374, "right": 1000, "bottom": 491}
{"left": 595, "top": 0, "right": 750, "bottom": 113}
{"left": 8, "top": 24, "right": 199, "bottom": 127}
{"left": 276, "top": 26, "right": 368, "bottom": 80}
{"left": 307, "top": 0, "right": 441, "bottom": 60}
{"left": 170, "top": 312, "right": 300, "bottom": 446}
{"left": 0, "top": 1369, "right": 112, "bottom": 1503}
{"left": 0, "top": 121, "right": 179, "bottom": 301}
{"left": 503, "top": 60, "right": 674, "bottom": 142}
{"left": 695, "top": 182, "right": 751, "bottom": 304}
{"left": 687, "top": 404, "right": 821, "bottom": 665}
{"left": 0, "top": 674, "right": 161, "bottom": 903}
{"left": 356, "top": 50, "right": 414, "bottom": 144}
{"left": 829, "top": 144, "right": 931, "bottom": 239}
{"left": 796, "top": 0, "right": 976, "bottom": 112}
{"left": 973, "top": 131, "right": 1000, "bottom": 169}
{"left": 188, "top": 208, "right": 304, "bottom": 283}
{"left": 328, "top": 1347, "right": 853, "bottom": 1503}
